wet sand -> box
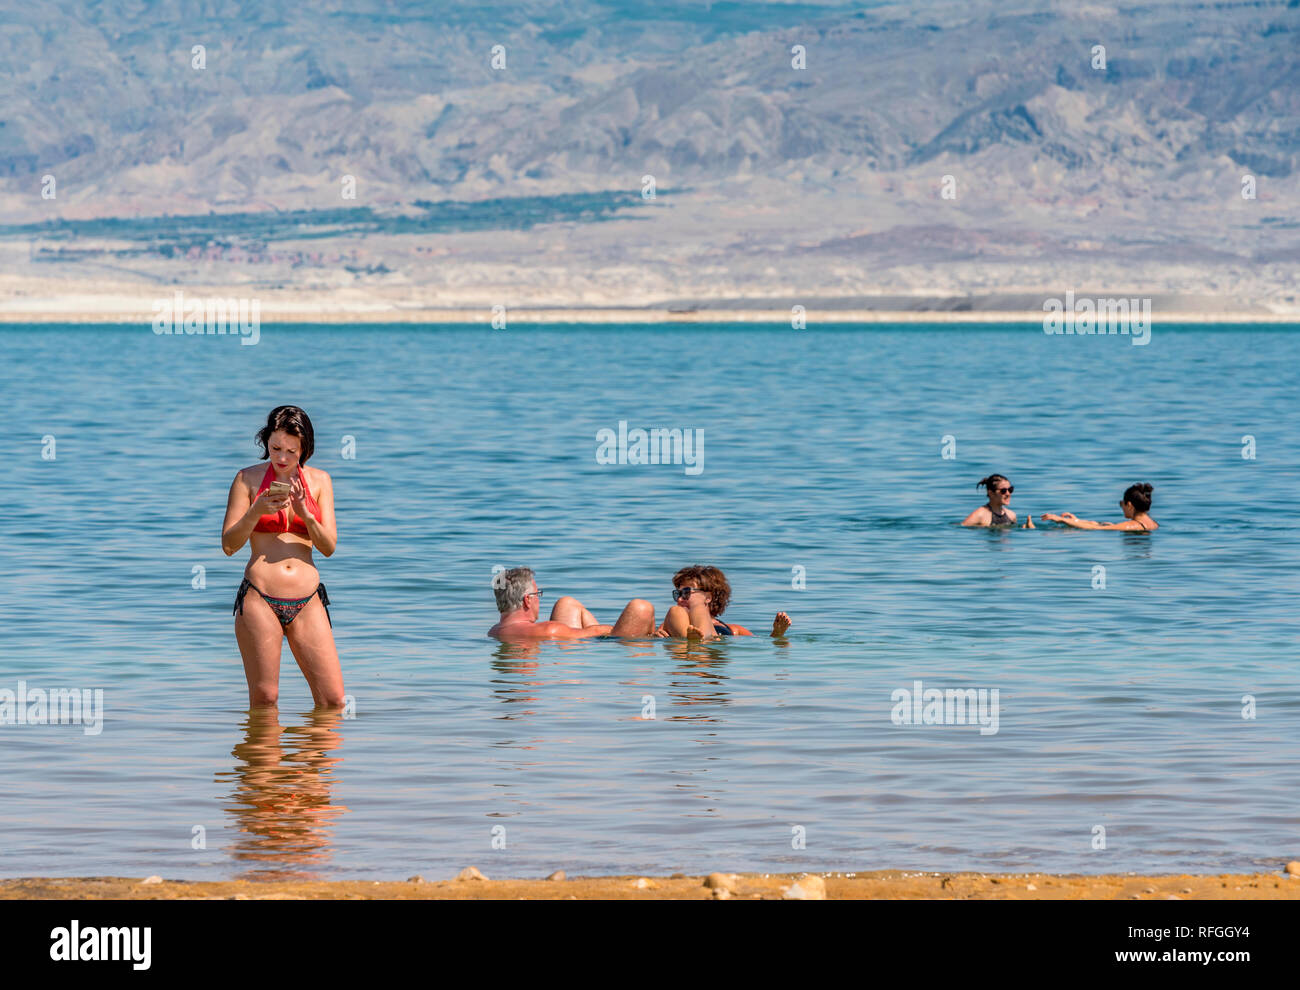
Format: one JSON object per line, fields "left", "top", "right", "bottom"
{"left": 4, "top": 872, "right": 1297, "bottom": 900}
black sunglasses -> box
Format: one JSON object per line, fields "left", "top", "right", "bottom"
{"left": 672, "top": 587, "right": 700, "bottom": 601}
{"left": 994, "top": 486, "right": 1013, "bottom": 494}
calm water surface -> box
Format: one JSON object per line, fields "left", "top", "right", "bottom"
{"left": 1, "top": 323, "right": 1297, "bottom": 880}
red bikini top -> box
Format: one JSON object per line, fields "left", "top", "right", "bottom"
{"left": 252, "top": 463, "right": 322, "bottom": 534}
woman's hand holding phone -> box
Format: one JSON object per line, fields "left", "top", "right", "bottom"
{"left": 252, "top": 482, "right": 291, "bottom": 516}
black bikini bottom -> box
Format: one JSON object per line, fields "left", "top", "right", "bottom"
{"left": 234, "top": 577, "right": 331, "bottom": 627}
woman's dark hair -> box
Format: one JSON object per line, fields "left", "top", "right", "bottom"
{"left": 1122, "top": 482, "right": 1153, "bottom": 513}
{"left": 976, "top": 474, "right": 1009, "bottom": 491}
{"left": 256, "top": 406, "right": 315, "bottom": 464}
{"left": 672, "top": 564, "right": 732, "bottom": 617}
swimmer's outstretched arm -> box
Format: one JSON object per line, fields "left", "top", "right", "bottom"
{"left": 1043, "top": 512, "right": 1142, "bottom": 530}
{"left": 1040, "top": 511, "right": 1092, "bottom": 527}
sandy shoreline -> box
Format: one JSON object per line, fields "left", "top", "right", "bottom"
{"left": 0, "top": 309, "right": 1297, "bottom": 325}
{"left": 4, "top": 872, "right": 1297, "bottom": 900}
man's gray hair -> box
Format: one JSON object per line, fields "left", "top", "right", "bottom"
{"left": 494, "top": 566, "right": 535, "bottom": 614}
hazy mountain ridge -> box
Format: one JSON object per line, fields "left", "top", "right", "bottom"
{"left": 1, "top": 0, "right": 1296, "bottom": 312}
{"left": 5, "top": 0, "right": 1296, "bottom": 202}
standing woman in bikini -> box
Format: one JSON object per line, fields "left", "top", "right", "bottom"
{"left": 222, "top": 406, "right": 345, "bottom": 709}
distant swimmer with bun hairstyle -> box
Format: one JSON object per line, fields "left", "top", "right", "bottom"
{"left": 1041, "top": 483, "right": 1158, "bottom": 532}
{"left": 962, "top": 474, "right": 1033, "bottom": 528}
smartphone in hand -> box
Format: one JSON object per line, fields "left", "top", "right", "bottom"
{"left": 267, "top": 481, "right": 292, "bottom": 497}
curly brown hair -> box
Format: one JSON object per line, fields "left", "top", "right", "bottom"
{"left": 672, "top": 565, "right": 732, "bottom": 617}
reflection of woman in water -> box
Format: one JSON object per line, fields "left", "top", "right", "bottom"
{"left": 1042, "top": 482, "right": 1158, "bottom": 531}
{"left": 662, "top": 641, "right": 732, "bottom": 722}
{"left": 962, "top": 474, "right": 1032, "bottom": 527}
{"left": 218, "top": 707, "right": 348, "bottom": 882}
{"left": 222, "top": 406, "right": 345, "bottom": 709}
{"left": 655, "top": 565, "right": 792, "bottom": 640}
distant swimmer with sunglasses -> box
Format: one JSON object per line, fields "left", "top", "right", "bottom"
{"left": 962, "top": 474, "right": 1034, "bottom": 528}
{"left": 655, "top": 565, "right": 793, "bottom": 640}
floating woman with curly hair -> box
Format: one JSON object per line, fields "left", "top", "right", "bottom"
{"left": 655, "top": 564, "right": 792, "bottom": 640}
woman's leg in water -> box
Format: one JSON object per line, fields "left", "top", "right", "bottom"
{"left": 235, "top": 592, "right": 285, "bottom": 708}
{"left": 284, "top": 595, "right": 346, "bottom": 708}
{"left": 550, "top": 596, "right": 602, "bottom": 627}
{"left": 660, "top": 599, "right": 717, "bottom": 637}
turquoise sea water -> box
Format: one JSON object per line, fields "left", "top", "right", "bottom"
{"left": 1, "top": 322, "right": 1297, "bottom": 881}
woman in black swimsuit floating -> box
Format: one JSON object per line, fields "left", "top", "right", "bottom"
{"left": 962, "top": 474, "right": 1033, "bottom": 528}
{"left": 221, "top": 406, "right": 345, "bottom": 709}
{"left": 655, "top": 565, "right": 792, "bottom": 640}
{"left": 1041, "top": 482, "right": 1158, "bottom": 531}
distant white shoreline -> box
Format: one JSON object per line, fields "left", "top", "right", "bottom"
{"left": 2, "top": 308, "right": 1297, "bottom": 325}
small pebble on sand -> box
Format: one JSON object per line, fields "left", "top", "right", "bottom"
{"left": 546, "top": 871, "right": 566, "bottom": 882}
{"left": 783, "top": 875, "right": 827, "bottom": 900}
{"left": 1026, "top": 883, "right": 1037, "bottom": 891}
{"left": 632, "top": 877, "right": 658, "bottom": 890}
{"left": 141, "top": 876, "right": 163, "bottom": 885}
{"left": 1285, "top": 861, "right": 1300, "bottom": 876}
{"left": 703, "top": 873, "right": 736, "bottom": 891}
{"left": 407, "top": 875, "right": 425, "bottom": 884}
{"left": 455, "top": 867, "right": 488, "bottom": 882}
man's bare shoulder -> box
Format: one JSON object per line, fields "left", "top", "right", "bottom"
{"left": 490, "top": 620, "right": 574, "bottom": 641}
{"left": 488, "top": 618, "right": 546, "bottom": 639}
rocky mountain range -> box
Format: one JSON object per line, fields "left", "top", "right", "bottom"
{"left": 1, "top": 0, "right": 1296, "bottom": 315}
